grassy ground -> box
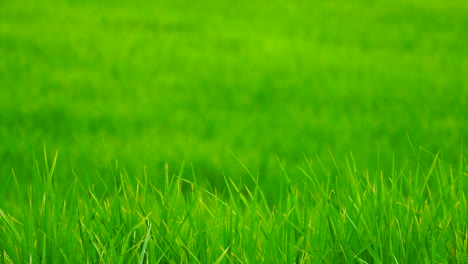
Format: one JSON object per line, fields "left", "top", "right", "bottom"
{"left": 0, "top": 0, "right": 467, "bottom": 262}
{"left": 0, "top": 148, "right": 467, "bottom": 263}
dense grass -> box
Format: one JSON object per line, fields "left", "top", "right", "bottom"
{"left": 1, "top": 0, "right": 467, "bottom": 182}
{"left": 1, "top": 0, "right": 467, "bottom": 262}
{"left": 0, "top": 147, "right": 467, "bottom": 263}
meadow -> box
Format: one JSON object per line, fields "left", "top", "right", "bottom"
{"left": 0, "top": 0, "right": 467, "bottom": 262}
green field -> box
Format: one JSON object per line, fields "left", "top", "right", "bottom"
{"left": 0, "top": 0, "right": 467, "bottom": 262}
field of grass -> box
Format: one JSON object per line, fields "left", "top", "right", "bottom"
{"left": 0, "top": 148, "right": 466, "bottom": 263}
{"left": 0, "top": 0, "right": 467, "bottom": 262}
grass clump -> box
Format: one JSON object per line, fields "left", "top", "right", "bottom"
{"left": 0, "top": 148, "right": 467, "bottom": 263}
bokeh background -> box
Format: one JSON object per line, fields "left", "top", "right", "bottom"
{"left": 1, "top": 0, "right": 467, "bottom": 191}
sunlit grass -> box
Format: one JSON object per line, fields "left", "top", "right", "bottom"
{"left": 1, "top": 0, "right": 467, "bottom": 263}
{"left": 1, "top": 147, "right": 466, "bottom": 263}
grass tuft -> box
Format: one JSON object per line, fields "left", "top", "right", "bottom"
{"left": 0, "top": 149, "right": 466, "bottom": 263}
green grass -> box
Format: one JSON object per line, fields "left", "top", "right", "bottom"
{"left": 1, "top": 0, "right": 467, "bottom": 181}
{"left": 0, "top": 147, "right": 466, "bottom": 263}
{"left": 1, "top": 0, "right": 467, "bottom": 262}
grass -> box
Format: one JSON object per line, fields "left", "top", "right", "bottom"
{"left": 1, "top": 0, "right": 467, "bottom": 181}
{"left": 0, "top": 147, "right": 466, "bottom": 263}
{"left": 0, "top": 0, "right": 467, "bottom": 262}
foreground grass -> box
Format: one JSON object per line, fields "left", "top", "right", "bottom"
{"left": 0, "top": 148, "right": 467, "bottom": 263}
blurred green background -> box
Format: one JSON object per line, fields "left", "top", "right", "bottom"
{"left": 1, "top": 0, "right": 467, "bottom": 188}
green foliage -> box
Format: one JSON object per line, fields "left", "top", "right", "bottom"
{"left": 0, "top": 0, "right": 467, "bottom": 262}
{"left": 1, "top": 0, "right": 467, "bottom": 181}
{"left": 0, "top": 148, "right": 467, "bottom": 263}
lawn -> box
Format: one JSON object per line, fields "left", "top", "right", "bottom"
{"left": 0, "top": 0, "right": 467, "bottom": 262}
